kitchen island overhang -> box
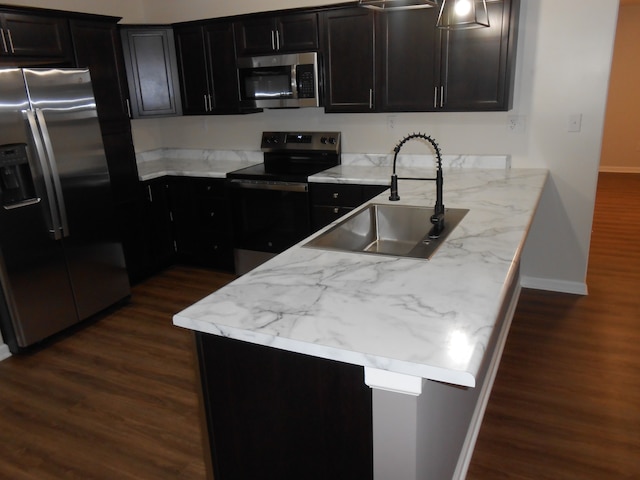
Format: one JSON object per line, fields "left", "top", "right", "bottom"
{"left": 173, "top": 167, "right": 549, "bottom": 480}
{"left": 174, "top": 168, "right": 548, "bottom": 386}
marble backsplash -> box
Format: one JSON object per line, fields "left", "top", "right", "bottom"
{"left": 136, "top": 148, "right": 510, "bottom": 170}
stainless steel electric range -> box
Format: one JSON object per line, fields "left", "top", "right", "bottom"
{"left": 227, "top": 131, "right": 341, "bottom": 274}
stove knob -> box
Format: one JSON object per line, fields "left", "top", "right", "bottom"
{"left": 328, "top": 137, "right": 337, "bottom": 145}
{"left": 320, "top": 136, "right": 328, "bottom": 144}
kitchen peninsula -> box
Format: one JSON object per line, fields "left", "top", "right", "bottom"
{"left": 173, "top": 160, "right": 548, "bottom": 480}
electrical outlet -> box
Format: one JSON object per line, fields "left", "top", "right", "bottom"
{"left": 386, "top": 115, "right": 397, "bottom": 130}
{"left": 568, "top": 114, "right": 582, "bottom": 133}
{"left": 507, "top": 115, "right": 526, "bottom": 134}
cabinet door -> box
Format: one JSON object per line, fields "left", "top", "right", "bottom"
{"left": 276, "top": 13, "right": 318, "bottom": 52}
{"left": 377, "top": 8, "right": 439, "bottom": 112}
{"left": 439, "top": 0, "right": 519, "bottom": 111}
{"left": 145, "top": 180, "right": 176, "bottom": 267}
{"left": 101, "top": 131, "right": 140, "bottom": 204}
{"left": 321, "top": 8, "right": 375, "bottom": 113}
{"left": 0, "top": 12, "right": 72, "bottom": 60}
{"left": 234, "top": 16, "right": 275, "bottom": 56}
{"left": 174, "top": 25, "right": 210, "bottom": 115}
{"left": 171, "top": 178, "right": 234, "bottom": 271}
{"left": 121, "top": 27, "right": 182, "bottom": 117}
{"left": 70, "top": 18, "right": 131, "bottom": 131}
{"left": 204, "top": 21, "right": 242, "bottom": 114}
{"left": 197, "top": 333, "right": 373, "bottom": 480}
{"left": 235, "top": 13, "right": 318, "bottom": 56}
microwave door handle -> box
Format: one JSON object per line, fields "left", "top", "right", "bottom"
{"left": 35, "top": 109, "right": 70, "bottom": 238}
{"left": 25, "top": 110, "right": 63, "bottom": 240}
{"left": 291, "top": 64, "right": 298, "bottom": 99}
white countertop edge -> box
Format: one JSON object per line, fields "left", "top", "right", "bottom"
{"left": 173, "top": 314, "right": 476, "bottom": 387}
{"left": 138, "top": 170, "right": 229, "bottom": 181}
{"left": 364, "top": 367, "right": 424, "bottom": 395}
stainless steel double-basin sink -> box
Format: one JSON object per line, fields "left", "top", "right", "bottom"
{"left": 304, "top": 203, "right": 468, "bottom": 260}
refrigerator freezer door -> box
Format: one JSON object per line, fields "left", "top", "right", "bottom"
{"left": 23, "top": 69, "right": 130, "bottom": 321}
{"left": 0, "top": 68, "right": 80, "bottom": 347}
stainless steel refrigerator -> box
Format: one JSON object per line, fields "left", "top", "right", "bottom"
{"left": 0, "top": 68, "right": 130, "bottom": 352}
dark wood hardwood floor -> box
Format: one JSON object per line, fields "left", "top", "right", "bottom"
{"left": 0, "top": 172, "right": 638, "bottom": 479}
{"left": 468, "top": 172, "right": 640, "bottom": 479}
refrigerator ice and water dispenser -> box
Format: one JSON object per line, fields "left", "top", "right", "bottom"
{"left": 0, "top": 143, "right": 37, "bottom": 208}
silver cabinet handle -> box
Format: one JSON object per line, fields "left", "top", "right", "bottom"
{"left": 147, "top": 184, "right": 153, "bottom": 202}
{"left": 6, "top": 29, "right": 14, "bottom": 53}
{"left": 275, "top": 29, "right": 280, "bottom": 51}
{"left": 369, "top": 88, "right": 373, "bottom": 109}
{"left": 204, "top": 94, "right": 208, "bottom": 112}
{"left": 434, "top": 86, "right": 438, "bottom": 109}
{"left": 440, "top": 86, "right": 444, "bottom": 108}
{"left": 125, "top": 98, "right": 132, "bottom": 118}
{"left": 208, "top": 94, "right": 213, "bottom": 112}
{"left": 0, "top": 29, "right": 7, "bottom": 53}
{"left": 271, "top": 30, "right": 276, "bottom": 50}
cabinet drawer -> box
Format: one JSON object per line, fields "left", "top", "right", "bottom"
{"left": 312, "top": 205, "right": 353, "bottom": 231}
{"left": 195, "top": 179, "right": 228, "bottom": 198}
{"left": 310, "top": 183, "right": 361, "bottom": 207}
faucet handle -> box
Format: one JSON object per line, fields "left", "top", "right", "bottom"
{"left": 389, "top": 173, "right": 400, "bottom": 201}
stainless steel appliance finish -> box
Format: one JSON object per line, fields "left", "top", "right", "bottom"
{"left": 228, "top": 131, "right": 341, "bottom": 274}
{"left": 0, "top": 68, "right": 130, "bottom": 352}
{"left": 304, "top": 204, "right": 469, "bottom": 260}
{"left": 237, "top": 52, "right": 320, "bottom": 109}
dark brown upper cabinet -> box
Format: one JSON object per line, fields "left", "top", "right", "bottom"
{"left": 120, "top": 26, "right": 182, "bottom": 118}
{"left": 376, "top": 7, "right": 439, "bottom": 112}
{"left": 321, "top": 7, "right": 376, "bottom": 113}
{"left": 322, "top": 0, "right": 519, "bottom": 113}
{"left": 234, "top": 12, "right": 318, "bottom": 56}
{"left": 174, "top": 20, "right": 245, "bottom": 115}
{"left": 0, "top": 10, "right": 72, "bottom": 63}
{"left": 436, "top": 0, "right": 520, "bottom": 111}
{"left": 70, "top": 17, "right": 132, "bottom": 130}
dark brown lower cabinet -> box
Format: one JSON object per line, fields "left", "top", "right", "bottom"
{"left": 196, "top": 333, "right": 373, "bottom": 480}
{"left": 170, "top": 177, "right": 234, "bottom": 272}
{"left": 310, "top": 183, "right": 388, "bottom": 231}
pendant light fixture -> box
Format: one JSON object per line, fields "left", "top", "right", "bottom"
{"left": 436, "top": 0, "right": 490, "bottom": 29}
{"left": 358, "top": 0, "right": 438, "bottom": 11}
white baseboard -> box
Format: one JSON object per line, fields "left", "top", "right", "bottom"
{"left": 0, "top": 343, "right": 11, "bottom": 361}
{"left": 520, "top": 275, "right": 588, "bottom": 295}
{"left": 599, "top": 166, "right": 640, "bottom": 174}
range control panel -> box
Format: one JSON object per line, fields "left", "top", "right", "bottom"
{"left": 261, "top": 131, "right": 341, "bottom": 153}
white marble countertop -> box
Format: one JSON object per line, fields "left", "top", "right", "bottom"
{"left": 136, "top": 149, "right": 263, "bottom": 181}
{"left": 173, "top": 167, "right": 549, "bottom": 388}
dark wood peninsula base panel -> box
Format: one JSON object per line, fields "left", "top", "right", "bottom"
{"left": 195, "top": 332, "right": 373, "bottom": 480}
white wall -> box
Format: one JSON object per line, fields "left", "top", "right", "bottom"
{"left": 130, "top": 0, "right": 619, "bottom": 294}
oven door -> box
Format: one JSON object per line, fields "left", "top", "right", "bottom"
{"left": 228, "top": 179, "right": 311, "bottom": 273}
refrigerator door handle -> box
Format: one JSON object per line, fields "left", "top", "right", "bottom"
{"left": 3, "top": 198, "right": 42, "bottom": 210}
{"left": 34, "top": 108, "right": 70, "bottom": 238}
{"left": 25, "top": 110, "right": 64, "bottom": 240}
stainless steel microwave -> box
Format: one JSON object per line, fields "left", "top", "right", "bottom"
{"left": 237, "top": 52, "right": 320, "bottom": 109}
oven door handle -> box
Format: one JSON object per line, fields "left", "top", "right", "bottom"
{"left": 228, "top": 179, "right": 308, "bottom": 193}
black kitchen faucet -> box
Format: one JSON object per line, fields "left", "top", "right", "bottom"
{"left": 389, "top": 132, "right": 445, "bottom": 238}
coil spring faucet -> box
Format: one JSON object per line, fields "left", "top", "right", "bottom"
{"left": 389, "top": 132, "right": 445, "bottom": 238}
